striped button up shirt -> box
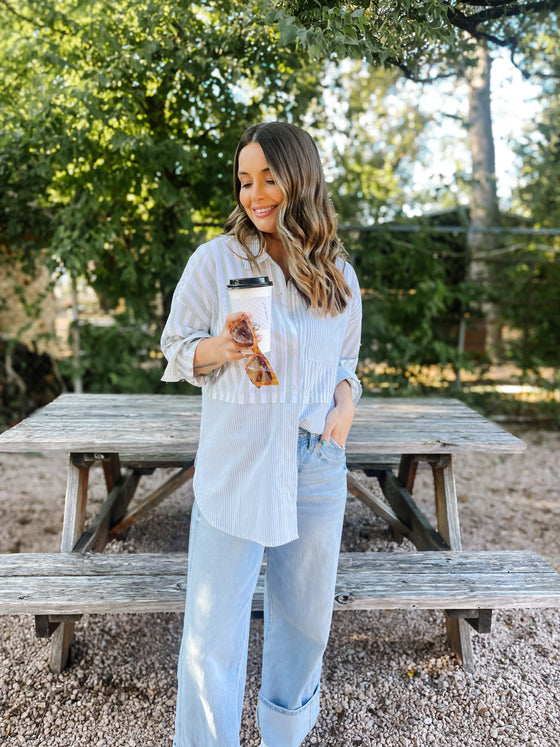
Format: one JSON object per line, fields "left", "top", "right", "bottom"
{"left": 161, "top": 235, "right": 362, "bottom": 546}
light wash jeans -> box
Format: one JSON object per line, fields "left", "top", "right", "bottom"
{"left": 173, "top": 429, "right": 348, "bottom": 747}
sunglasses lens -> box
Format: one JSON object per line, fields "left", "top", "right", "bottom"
{"left": 231, "top": 319, "right": 255, "bottom": 348}
{"left": 245, "top": 354, "right": 278, "bottom": 387}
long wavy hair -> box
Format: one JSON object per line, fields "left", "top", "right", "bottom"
{"left": 223, "top": 122, "right": 352, "bottom": 315}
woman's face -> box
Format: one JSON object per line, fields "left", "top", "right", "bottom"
{"left": 237, "top": 142, "right": 284, "bottom": 239}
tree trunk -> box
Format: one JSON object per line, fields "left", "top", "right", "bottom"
{"left": 465, "top": 41, "right": 502, "bottom": 361}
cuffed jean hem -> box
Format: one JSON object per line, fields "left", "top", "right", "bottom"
{"left": 256, "top": 685, "right": 320, "bottom": 747}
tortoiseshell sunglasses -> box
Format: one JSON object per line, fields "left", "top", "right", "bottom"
{"left": 228, "top": 313, "right": 279, "bottom": 388}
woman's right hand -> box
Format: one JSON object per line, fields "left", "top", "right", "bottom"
{"left": 192, "top": 312, "right": 247, "bottom": 374}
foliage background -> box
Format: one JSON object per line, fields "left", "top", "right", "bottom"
{"left": 0, "top": 0, "right": 559, "bottom": 426}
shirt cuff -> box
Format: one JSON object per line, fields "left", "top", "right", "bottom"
{"left": 336, "top": 363, "right": 362, "bottom": 405}
{"left": 161, "top": 335, "right": 215, "bottom": 387}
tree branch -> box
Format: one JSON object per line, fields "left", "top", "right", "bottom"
{"left": 0, "top": 0, "right": 53, "bottom": 30}
{"left": 0, "top": 0, "right": 79, "bottom": 37}
{"left": 457, "top": 0, "right": 529, "bottom": 7}
{"left": 384, "top": 56, "right": 458, "bottom": 83}
{"left": 446, "top": 0, "right": 560, "bottom": 28}
{"left": 443, "top": 0, "right": 560, "bottom": 78}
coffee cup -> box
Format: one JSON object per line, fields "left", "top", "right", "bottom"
{"left": 227, "top": 276, "right": 273, "bottom": 352}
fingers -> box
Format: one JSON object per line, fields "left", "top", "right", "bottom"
{"left": 224, "top": 311, "right": 246, "bottom": 325}
{"left": 218, "top": 314, "right": 246, "bottom": 361}
{"left": 225, "top": 312, "right": 261, "bottom": 353}
{"left": 320, "top": 412, "right": 335, "bottom": 446}
{"left": 320, "top": 403, "right": 354, "bottom": 446}
{"left": 220, "top": 312, "right": 260, "bottom": 362}
{"left": 320, "top": 428, "right": 345, "bottom": 448}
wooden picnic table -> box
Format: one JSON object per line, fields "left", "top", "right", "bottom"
{"left": 1, "top": 392, "right": 550, "bottom": 675}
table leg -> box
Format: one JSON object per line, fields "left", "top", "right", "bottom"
{"left": 397, "top": 454, "right": 418, "bottom": 494}
{"left": 102, "top": 453, "right": 121, "bottom": 495}
{"left": 49, "top": 455, "right": 90, "bottom": 674}
{"left": 430, "top": 456, "right": 474, "bottom": 673}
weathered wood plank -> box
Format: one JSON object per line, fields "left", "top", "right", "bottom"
{"left": 431, "top": 458, "right": 463, "bottom": 550}
{"left": 348, "top": 398, "right": 526, "bottom": 454}
{"left": 426, "top": 452, "right": 473, "bottom": 670}
{"left": 101, "top": 454, "right": 121, "bottom": 494}
{"left": 379, "top": 471, "right": 450, "bottom": 552}
{"left": 73, "top": 470, "right": 141, "bottom": 553}
{"left": 446, "top": 608, "right": 493, "bottom": 634}
{"left": 0, "top": 394, "right": 526, "bottom": 455}
{"left": 3, "top": 549, "right": 555, "bottom": 575}
{"left": 346, "top": 473, "right": 409, "bottom": 537}
{"left": 2, "top": 551, "right": 560, "bottom": 616}
{"left": 60, "top": 458, "right": 89, "bottom": 552}
{"left": 109, "top": 466, "right": 195, "bottom": 538}
{"left": 51, "top": 455, "right": 89, "bottom": 673}
{"left": 119, "top": 455, "right": 195, "bottom": 468}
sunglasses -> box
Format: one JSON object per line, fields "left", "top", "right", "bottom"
{"left": 228, "top": 314, "right": 279, "bottom": 388}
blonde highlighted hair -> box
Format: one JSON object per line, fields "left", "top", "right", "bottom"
{"left": 223, "top": 121, "right": 352, "bottom": 316}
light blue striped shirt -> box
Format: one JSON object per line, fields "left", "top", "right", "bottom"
{"left": 161, "top": 235, "right": 362, "bottom": 546}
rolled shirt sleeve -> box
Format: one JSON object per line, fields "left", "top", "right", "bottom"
{"left": 160, "top": 249, "right": 217, "bottom": 387}
{"left": 335, "top": 263, "right": 362, "bottom": 405}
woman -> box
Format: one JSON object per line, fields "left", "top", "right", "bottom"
{"left": 161, "top": 121, "right": 362, "bottom": 747}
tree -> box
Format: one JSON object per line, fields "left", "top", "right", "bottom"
{"left": 515, "top": 44, "right": 560, "bottom": 228}
{"left": 270, "top": 0, "right": 560, "bottom": 360}
{"left": 0, "top": 0, "right": 323, "bottom": 390}
{"left": 1, "top": 0, "right": 323, "bottom": 305}
{"left": 504, "top": 43, "right": 560, "bottom": 374}
{"left": 311, "top": 61, "right": 432, "bottom": 224}
{"left": 267, "top": 1, "right": 560, "bottom": 78}
{"left": 307, "top": 62, "right": 470, "bottom": 383}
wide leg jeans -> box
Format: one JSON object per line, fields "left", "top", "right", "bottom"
{"left": 173, "top": 430, "right": 348, "bottom": 747}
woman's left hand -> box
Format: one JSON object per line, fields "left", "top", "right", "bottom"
{"left": 320, "top": 380, "right": 355, "bottom": 448}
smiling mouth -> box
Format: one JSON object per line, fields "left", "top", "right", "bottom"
{"left": 252, "top": 206, "right": 277, "bottom": 217}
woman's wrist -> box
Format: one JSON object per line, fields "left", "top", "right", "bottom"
{"left": 333, "top": 379, "right": 354, "bottom": 408}
{"left": 193, "top": 337, "right": 224, "bottom": 374}
{"left": 193, "top": 317, "right": 246, "bottom": 374}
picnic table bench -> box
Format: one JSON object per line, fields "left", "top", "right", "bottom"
{"left": 1, "top": 393, "right": 559, "bottom": 675}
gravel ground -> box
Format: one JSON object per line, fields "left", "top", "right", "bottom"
{"left": 1, "top": 425, "right": 560, "bottom": 746}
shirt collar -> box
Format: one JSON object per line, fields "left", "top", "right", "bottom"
{"left": 249, "top": 237, "right": 268, "bottom": 264}
{"left": 224, "top": 235, "right": 269, "bottom": 265}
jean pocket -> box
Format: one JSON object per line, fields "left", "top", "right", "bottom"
{"left": 318, "top": 437, "right": 346, "bottom": 463}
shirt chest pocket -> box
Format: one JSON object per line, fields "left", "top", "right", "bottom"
{"left": 304, "top": 312, "right": 347, "bottom": 366}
